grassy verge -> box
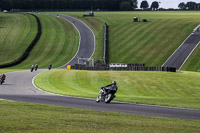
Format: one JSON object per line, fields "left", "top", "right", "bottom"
{"left": 59, "top": 11, "right": 200, "bottom": 71}
{"left": 0, "top": 13, "right": 37, "bottom": 65}
{"left": 10, "top": 14, "right": 79, "bottom": 69}
{"left": 0, "top": 69, "right": 23, "bottom": 74}
{"left": 181, "top": 42, "right": 200, "bottom": 72}
{"left": 0, "top": 100, "right": 200, "bottom": 133}
{"left": 35, "top": 69, "right": 200, "bottom": 109}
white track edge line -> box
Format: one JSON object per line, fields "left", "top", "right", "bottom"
{"left": 58, "top": 16, "right": 81, "bottom": 68}
{"left": 32, "top": 72, "right": 199, "bottom": 111}
{"left": 179, "top": 41, "right": 200, "bottom": 70}
{"left": 64, "top": 15, "right": 96, "bottom": 60}
{"left": 58, "top": 14, "right": 96, "bottom": 68}
{"left": 162, "top": 33, "right": 193, "bottom": 67}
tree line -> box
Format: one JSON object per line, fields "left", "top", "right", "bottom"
{"left": 178, "top": 1, "right": 200, "bottom": 10}
{"left": 0, "top": 0, "right": 138, "bottom": 11}
{"left": 1, "top": 0, "right": 196, "bottom": 11}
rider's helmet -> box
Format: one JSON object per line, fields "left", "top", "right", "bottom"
{"left": 112, "top": 81, "right": 116, "bottom": 85}
{"left": 2, "top": 74, "right": 5, "bottom": 79}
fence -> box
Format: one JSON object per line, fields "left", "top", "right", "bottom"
{"left": 103, "top": 22, "right": 109, "bottom": 64}
{"left": 71, "top": 64, "right": 176, "bottom": 72}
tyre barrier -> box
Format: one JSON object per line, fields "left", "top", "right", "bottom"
{"left": 0, "top": 13, "right": 41, "bottom": 68}
{"left": 71, "top": 64, "right": 176, "bottom": 72}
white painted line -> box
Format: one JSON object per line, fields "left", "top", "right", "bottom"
{"left": 74, "top": 15, "right": 96, "bottom": 60}
{"left": 58, "top": 14, "right": 96, "bottom": 68}
{"left": 179, "top": 41, "right": 200, "bottom": 70}
{"left": 32, "top": 71, "right": 54, "bottom": 95}
{"left": 59, "top": 16, "right": 81, "bottom": 68}
{"left": 162, "top": 33, "right": 193, "bottom": 67}
{"left": 0, "top": 98, "right": 14, "bottom": 102}
{"left": 32, "top": 70, "right": 200, "bottom": 111}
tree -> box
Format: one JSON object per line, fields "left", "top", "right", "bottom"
{"left": 119, "top": 1, "right": 132, "bottom": 10}
{"left": 186, "top": 1, "right": 197, "bottom": 10}
{"left": 132, "top": 0, "right": 138, "bottom": 9}
{"left": 23, "top": 0, "right": 33, "bottom": 9}
{"left": 140, "top": 0, "right": 149, "bottom": 10}
{"left": 1, "top": 0, "right": 13, "bottom": 10}
{"left": 151, "top": 1, "right": 159, "bottom": 10}
{"left": 178, "top": 2, "right": 186, "bottom": 10}
{"left": 197, "top": 3, "right": 200, "bottom": 10}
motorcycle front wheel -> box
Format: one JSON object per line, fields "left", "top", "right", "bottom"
{"left": 0, "top": 80, "right": 3, "bottom": 85}
{"left": 96, "top": 96, "right": 100, "bottom": 103}
{"left": 105, "top": 93, "right": 113, "bottom": 103}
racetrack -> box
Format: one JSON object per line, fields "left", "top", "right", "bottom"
{"left": 0, "top": 15, "right": 200, "bottom": 121}
{"left": 162, "top": 28, "right": 200, "bottom": 70}
{"left": 58, "top": 15, "right": 95, "bottom": 68}
{"left": 0, "top": 69, "right": 200, "bottom": 120}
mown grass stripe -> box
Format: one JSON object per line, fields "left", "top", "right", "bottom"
{"left": 35, "top": 70, "right": 200, "bottom": 109}
{"left": 116, "top": 20, "right": 165, "bottom": 63}
{"left": 61, "top": 12, "right": 200, "bottom": 71}
{"left": 10, "top": 14, "right": 79, "bottom": 69}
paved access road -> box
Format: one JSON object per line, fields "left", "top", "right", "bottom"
{"left": 58, "top": 15, "right": 95, "bottom": 68}
{"left": 0, "top": 15, "right": 200, "bottom": 121}
{"left": 162, "top": 29, "right": 200, "bottom": 70}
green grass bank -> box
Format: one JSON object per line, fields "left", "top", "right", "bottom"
{"left": 0, "top": 69, "right": 22, "bottom": 74}
{"left": 0, "top": 13, "right": 79, "bottom": 69}
{"left": 60, "top": 11, "right": 200, "bottom": 71}
{"left": 0, "top": 100, "right": 200, "bottom": 133}
{"left": 11, "top": 14, "right": 79, "bottom": 69}
{"left": 35, "top": 69, "right": 200, "bottom": 109}
{"left": 0, "top": 13, "right": 37, "bottom": 65}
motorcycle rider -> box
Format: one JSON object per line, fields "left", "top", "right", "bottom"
{"left": 31, "top": 65, "right": 34, "bottom": 72}
{"left": 35, "top": 64, "right": 38, "bottom": 71}
{"left": 48, "top": 64, "right": 52, "bottom": 70}
{"left": 97, "top": 81, "right": 118, "bottom": 102}
{"left": 0, "top": 74, "right": 6, "bottom": 84}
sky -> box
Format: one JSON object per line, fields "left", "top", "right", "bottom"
{"left": 137, "top": 0, "right": 200, "bottom": 9}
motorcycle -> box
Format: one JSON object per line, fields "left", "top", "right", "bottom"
{"left": 96, "top": 87, "right": 116, "bottom": 103}
{"left": 0, "top": 79, "right": 4, "bottom": 85}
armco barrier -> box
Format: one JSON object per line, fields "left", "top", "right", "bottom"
{"left": 0, "top": 14, "right": 41, "bottom": 68}
{"left": 103, "top": 23, "right": 108, "bottom": 64}
{"left": 71, "top": 64, "right": 176, "bottom": 72}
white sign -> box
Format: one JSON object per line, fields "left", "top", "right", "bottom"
{"left": 109, "top": 64, "right": 128, "bottom": 68}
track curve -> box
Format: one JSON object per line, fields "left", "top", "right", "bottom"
{"left": 59, "top": 15, "right": 95, "bottom": 68}
{"left": 0, "top": 15, "right": 200, "bottom": 121}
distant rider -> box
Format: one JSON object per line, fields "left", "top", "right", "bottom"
{"left": 97, "top": 81, "right": 118, "bottom": 100}
{"left": 48, "top": 64, "right": 52, "bottom": 70}
{"left": 35, "top": 64, "right": 38, "bottom": 71}
{"left": 31, "top": 65, "right": 34, "bottom": 72}
{"left": 0, "top": 74, "right": 6, "bottom": 80}
{"left": 0, "top": 74, "right": 6, "bottom": 84}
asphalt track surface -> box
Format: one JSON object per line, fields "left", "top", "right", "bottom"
{"left": 0, "top": 15, "right": 200, "bottom": 121}
{"left": 162, "top": 29, "right": 200, "bottom": 70}
{"left": 58, "top": 15, "right": 95, "bottom": 68}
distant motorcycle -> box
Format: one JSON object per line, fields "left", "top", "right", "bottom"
{"left": 0, "top": 79, "right": 4, "bottom": 85}
{"left": 96, "top": 87, "right": 116, "bottom": 103}
{"left": 0, "top": 74, "right": 6, "bottom": 85}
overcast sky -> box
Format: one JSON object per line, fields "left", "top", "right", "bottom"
{"left": 137, "top": 0, "right": 200, "bottom": 9}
